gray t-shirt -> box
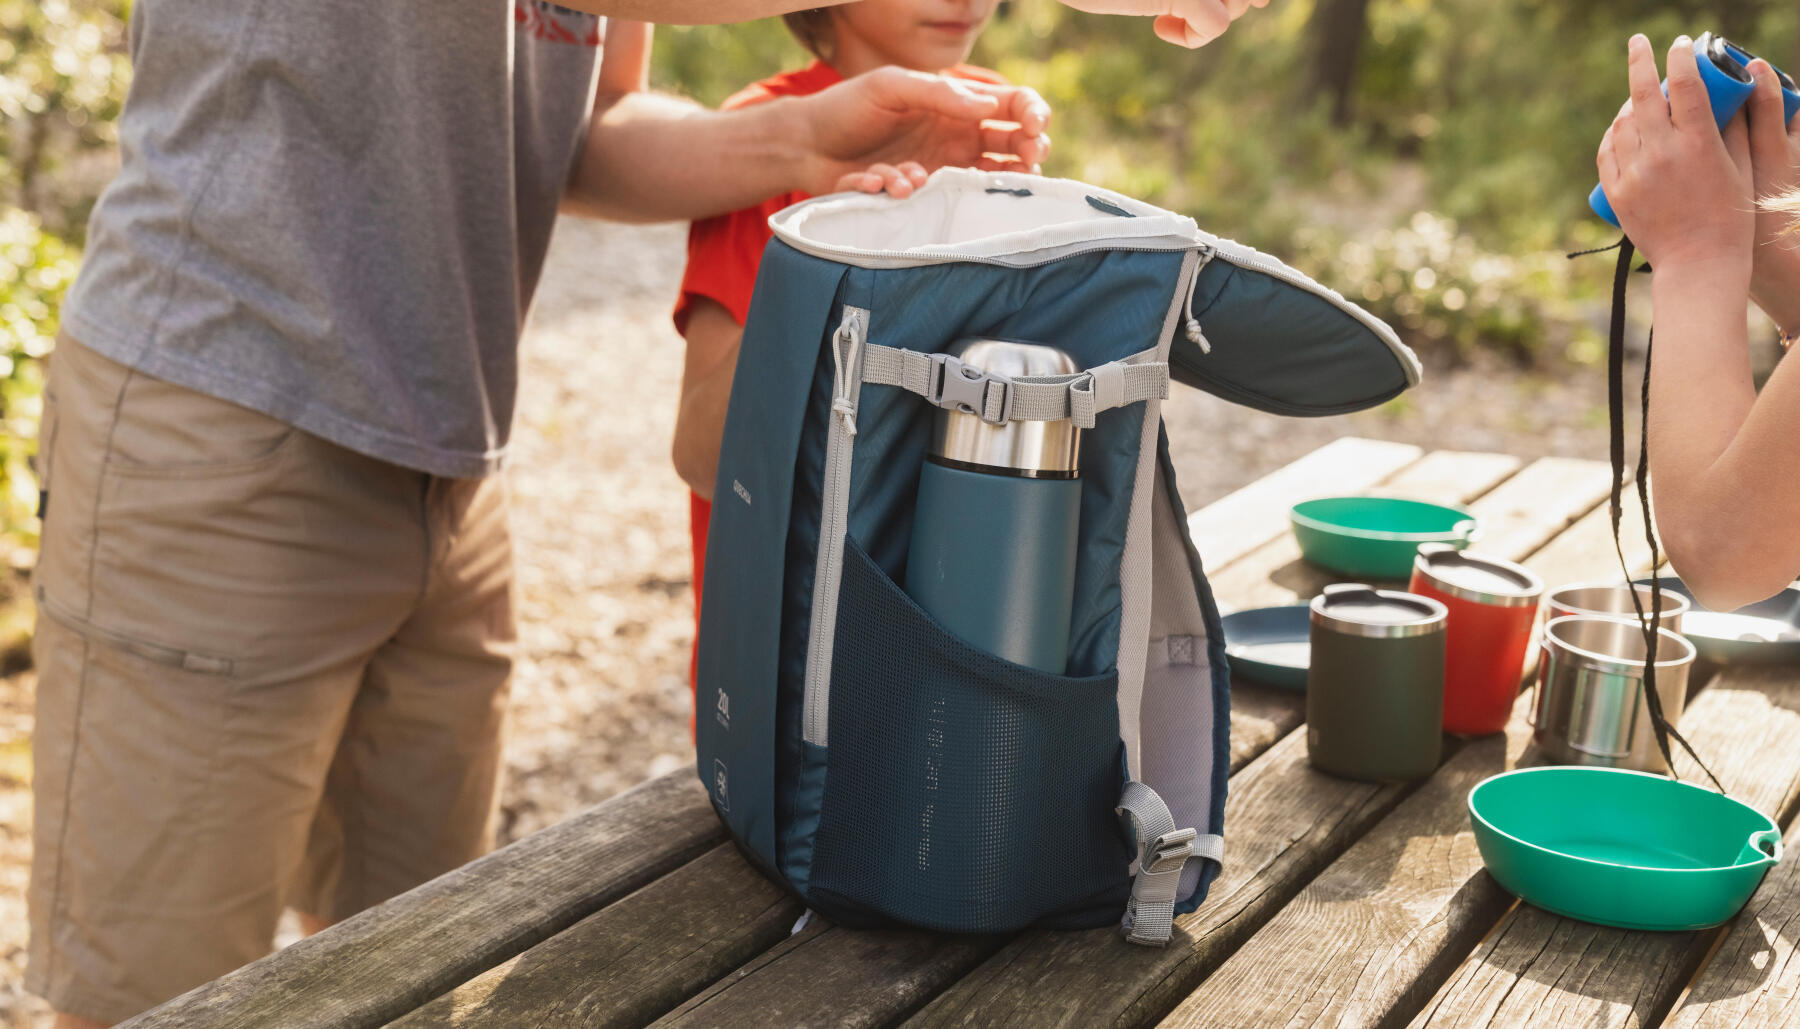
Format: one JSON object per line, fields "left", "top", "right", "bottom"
{"left": 62, "top": 1, "right": 603, "bottom": 477}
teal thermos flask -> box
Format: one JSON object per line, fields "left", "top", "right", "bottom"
{"left": 904, "top": 339, "right": 1082, "bottom": 674}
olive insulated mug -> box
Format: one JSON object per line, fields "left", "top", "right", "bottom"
{"left": 1307, "top": 584, "right": 1449, "bottom": 781}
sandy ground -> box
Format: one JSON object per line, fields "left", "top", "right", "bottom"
{"left": 0, "top": 217, "right": 1630, "bottom": 1026}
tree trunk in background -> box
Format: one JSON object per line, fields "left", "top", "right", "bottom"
{"left": 1310, "top": 0, "right": 1374, "bottom": 124}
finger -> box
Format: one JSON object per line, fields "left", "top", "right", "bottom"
{"left": 981, "top": 122, "right": 1052, "bottom": 165}
{"left": 871, "top": 67, "right": 1001, "bottom": 121}
{"left": 896, "top": 161, "right": 929, "bottom": 187}
{"left": 1614, "top": 96, "right": 1645, "bottom": 158}
{"left": 1627, "top": 34, "right": 1671, "bottom": 137}
{"left": 1155, "top": 1, "right": 1230, "bottom": 47}
{"left": 976, "top": 153, "right": 1033, "bottom": 174}
{"left": 1747, "top": 59, "right": 1793, "bottom": 156}
{"left": 1665, "top": 35, "right": 1711, "bottom": 130}
{"left": 1597, "top": 131, "right": 1620, "bottom": 193}
{"left": 1724, "top": 110, "right": 1754, "bottom": 186}
{"left": 960, "top": 81, "right": 1051, "bottom": 135}
{"left": 862, "top": 162, "right": 911, "bottom": 197}
{"left": 833, "top": 170, "right": 884, "bottom": 194}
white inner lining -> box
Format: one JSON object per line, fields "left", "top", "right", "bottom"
{"left": 771, "top": 168, "right": 1199, "bottom": 266}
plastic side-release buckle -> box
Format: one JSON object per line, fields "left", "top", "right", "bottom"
{"left": 927, "top": 353, "right": 1013, "bottom": 425}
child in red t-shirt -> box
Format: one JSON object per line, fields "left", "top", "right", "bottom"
{"left": 672, "top": 1, "right": 1037, "bottom": 715}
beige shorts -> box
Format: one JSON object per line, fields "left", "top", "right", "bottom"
{"left": 27, "top": 338, "right": 516, "bottom": 1024}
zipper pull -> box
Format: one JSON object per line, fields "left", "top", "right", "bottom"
{"left": 1183, "top": 247, "right": 1212, "bottom": 354}
{"left": 831, "top": 308, "right": 864, "bottom": 436}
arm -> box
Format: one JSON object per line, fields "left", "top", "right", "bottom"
{"left": 1745, "top": 59, "right": 1800, "bottom": 336}
{"left": 673, "top": 299, "right": 743, "bottom": 500}
{"left": 1599, "top": 35, "right": 1800, "bottom": 609}
{"left": 597, "top": 19, "right": 651, "bottom": 95}
{"left": 555, "top": 0, "right": 1266, "bottom": 48}
{"left": 564, "top": 68, "right": 1050, "bottom": 223}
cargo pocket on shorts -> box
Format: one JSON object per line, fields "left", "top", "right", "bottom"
{"left": 807, "top": 537, "right": 1132, "bottom": 933}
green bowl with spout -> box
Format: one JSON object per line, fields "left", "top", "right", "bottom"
{"left": 1469, "top": 766, "right": 1782, "bottom": 931}
{"left": 1289, "top": 496, "right": 1479, "bottom": 580}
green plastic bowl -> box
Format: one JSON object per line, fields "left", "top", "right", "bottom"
{"left": 1469, "top": 767, "right": 1782, "bottom": 931}
{"left": 1289, "top": 496, "right": 1479, "bottom": 580}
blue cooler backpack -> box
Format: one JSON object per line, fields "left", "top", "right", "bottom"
{"left": 694, "top": 169, "right": 1419, "bottom": 946}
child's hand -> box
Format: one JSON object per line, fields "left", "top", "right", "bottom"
{"left": 832, "top": 162, "right": 931, "bottom": 198}
{"left": 1746, "top": 58, "right": 1800, "bottom": 332}
{"left": 1598, "top": 34, "right": 1754, "bottom": 280}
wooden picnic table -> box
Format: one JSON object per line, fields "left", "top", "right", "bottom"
{"left": 125, "top": 437, "right": 1800, "bottom": 1029}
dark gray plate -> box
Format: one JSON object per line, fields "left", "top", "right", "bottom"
{"left": 1222, "top": 605, "right": 1312, "bottom": 691}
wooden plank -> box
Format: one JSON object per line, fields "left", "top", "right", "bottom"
{"left": 1408, "top": 665, "right": 1800, "bottom": 1029}
{"left": 1211, "top": 453, "right": 1586, "bottom": 613}
{"left": 1153, "top": 696, "right": 1538, "bottom": 1029}
{"left": 908, "top": 729, "right": 1421, "bottom": 1029}
{"left": 652, "top": 922, "right": 1003, "bottom": 1029}
{"left": 386, "top": 845, "right": 801, "bottom": 1029}
{"left": 123, "top": 772, "right": 722, "bottom": 1029}
{"left": 1187, "top": 437, "right": 1422, "bottom": 573}
{"left": 1663, "top": 818, "right": 1800, "bottom": 1029}
{"left": 1463, "top": 457, "right": 1609, "bottom": 563}
{"left": 1519, "top": 483, "right": 1656, "bottom": 585}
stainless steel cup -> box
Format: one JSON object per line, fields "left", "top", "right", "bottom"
{"left": 1531, "top": 615, "right": 1697, "bottom": 773}
{"left": 1545, "top": 582, "right": 1689, "bottom": 634}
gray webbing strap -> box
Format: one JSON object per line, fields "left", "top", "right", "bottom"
{"left": 1116, "top": 780, "right": 1222, "bottom": 947}
{"left": 860, "top": 343, "right": 1169, "bottom": 429}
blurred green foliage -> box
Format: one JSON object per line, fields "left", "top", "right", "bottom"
{"left": 9, "top": 0, "right": 1799, "bottom": 564}
{"left": 654, "top": 0, "right": 1797, "bottom": 362}
{"left": 0, "top": 0, "right": 131, "bottom": 559}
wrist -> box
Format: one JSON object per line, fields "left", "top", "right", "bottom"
{"left": 776, "top": 93, "right": 833, "bottom": 196}
{"left": 1651, "top": 255, "right": 1753, "bottom": 324}
{"left": 1650, "top": 249, "right": 1753, "bottom": 289}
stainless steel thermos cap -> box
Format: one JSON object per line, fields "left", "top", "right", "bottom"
{"left": 931, "top": 338, "right": 1081, "bottom": 476}
{"left": 1411, "top": 543, "right": 1544, "bottom": 608}
{"left": 1309, "top": 583, "right": 1448, "bottom": 639}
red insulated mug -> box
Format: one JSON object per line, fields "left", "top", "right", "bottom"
{"left": 1409, "top": 544, "right": 1544, "bottom": 736}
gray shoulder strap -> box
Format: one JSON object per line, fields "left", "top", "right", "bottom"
{"left": 861, "top": 344, "right": 1169, "bottom": 429}
{"left": 1116, "top": 780, "right": 1223, "bottom": 947}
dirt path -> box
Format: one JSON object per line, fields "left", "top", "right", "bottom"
{"left": 0, "top": 216, "right": 1626, "bottom": 1026}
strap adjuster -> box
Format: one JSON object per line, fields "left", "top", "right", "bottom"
{"left": 1145, "top": 827, "right": 1197, "bottom": 875}
{"left": 926, "top": 353, "right": 1013, "bottom": 425}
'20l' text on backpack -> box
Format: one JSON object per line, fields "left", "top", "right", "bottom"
{"left": 695, "top": 169, "right": 1418, "bottom": 945}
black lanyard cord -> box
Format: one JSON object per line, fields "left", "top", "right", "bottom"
{"left": 1602, "top": 237, "right": 1725, "bottom": 791}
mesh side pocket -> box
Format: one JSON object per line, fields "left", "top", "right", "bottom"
{"left": 808, "top": 538, "right": 1131, "bottom": 933}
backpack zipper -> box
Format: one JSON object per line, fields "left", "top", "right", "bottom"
{"left": 803, "top": 305, "right": 868, "bottom": 747}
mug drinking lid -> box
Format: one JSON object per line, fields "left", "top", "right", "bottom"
{"left": 1311, "top": 583, "right": 1448, "bottom": 638}
{"left": 1413, "top": 544, "right": 1543, "bottom": 607}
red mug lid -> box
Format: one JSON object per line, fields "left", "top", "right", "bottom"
{"left": 1413, "top": 544, "right": 1543, "bottom": 607}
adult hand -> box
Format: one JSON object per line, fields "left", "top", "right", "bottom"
{"left": 1055, "top": 0, "right": 1268, "bottom": 48}
{"left": 1598, "top": 35, "right": 1754, "bottom": 280}
{"left": 1745, "top": 58, "right": 1800, "bottom": 332}
{"left": 794, "top": 67, "right": 1051, "bottom": 196}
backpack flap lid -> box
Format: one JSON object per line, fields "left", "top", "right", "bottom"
{"left": 1174, "top": 232, "right": 1421, "bottom": 417}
